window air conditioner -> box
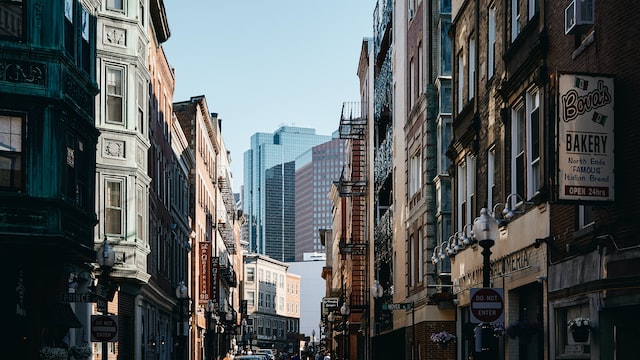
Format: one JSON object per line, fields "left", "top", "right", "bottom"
{"left": 565, "top": 0, "right": 594, "bottom": 34}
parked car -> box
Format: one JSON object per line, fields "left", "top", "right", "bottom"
{"left": 256, "top": 349, "right": 275, "bottom": 360}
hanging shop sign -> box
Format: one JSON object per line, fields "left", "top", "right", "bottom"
{"left": 557, "top": 72, "right": 615, "bottom": 201}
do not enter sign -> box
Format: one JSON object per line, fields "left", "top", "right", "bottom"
{"left": 470, "top": 288, "right": 504, "bottom": 323}
{"left": 91, "top": 315, "right": 118, "bottom": 342}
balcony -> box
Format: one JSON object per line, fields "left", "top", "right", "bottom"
{"left": 219, "top": 264, "right": 238, "bottom": 288}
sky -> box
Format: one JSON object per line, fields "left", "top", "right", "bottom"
{"left": 163, "top": 1, "right": 375, "bottom": 194}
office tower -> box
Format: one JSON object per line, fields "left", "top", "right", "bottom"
{"left": 295, "top": 135, "right": 345, "bottom": 261}
{"left": 243, "top": 126, "right": 332, "bottom": 262}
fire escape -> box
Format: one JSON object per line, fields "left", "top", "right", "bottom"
{"left": 216, "top": 168, "right": 238, "bottom": 290}
{"left": 338, "top": 101, "right": 368, "bottom": 313}
{"left": 217, "top": 168, "right": 237, "bottom": 256}
{"left": 372, "top": 0, "right": 394, "bottom": 334}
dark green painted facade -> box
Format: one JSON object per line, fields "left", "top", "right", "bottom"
{"left": 0, "top": 1, "right": 99, "bottom": 358}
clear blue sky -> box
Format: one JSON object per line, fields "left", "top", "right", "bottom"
{"left": 163, "top": 1, "right": 375, "bottom": 193}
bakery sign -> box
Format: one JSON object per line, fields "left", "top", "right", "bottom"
{"left": 558, "top": 72, "right": 614, "bottom": 201}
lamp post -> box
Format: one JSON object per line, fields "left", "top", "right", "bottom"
{"left": 175, "top": 281, "right": 189, "bottom": 360}
{"left": 97, "top": 237, "right": 115, "bottom": 360}
{"left": 318, "top": 321, "right": 323, "bottom": 355}
{"left": 340, "top": 302, "right": 350, "bottom": 360}
{"left": 472, "top": 208, "right": 499, "bottom": 358}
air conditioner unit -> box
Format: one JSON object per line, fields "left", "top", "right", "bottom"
{"left": 565, "top": 0, "right": 594, "bottom": 34}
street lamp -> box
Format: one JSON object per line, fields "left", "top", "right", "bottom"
{"left": 97, "top": 237, "right": 115, "bottom": 360}
{"left": 175, "top": 281, "right": 189, "bottom": 360}
{"left": 472, "top": 208, "right": 499, "bottom": 357}
{"left": 472, "top": 208, "right": 499, "bottom": 288}
{"left": 340, "top": 302, "right": 350, "bottom": 360}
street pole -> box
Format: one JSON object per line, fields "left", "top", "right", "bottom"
{"left": 473, "top": 208, "right": 499, "bottom": 360}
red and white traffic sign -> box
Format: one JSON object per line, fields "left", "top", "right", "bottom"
{"left": 470, "top": 288, "right": 504, "bottom": 323}
{"left": 91, "top": 315, "right": 118, "bottom": 342}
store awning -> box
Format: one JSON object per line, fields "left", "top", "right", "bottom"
{"left": 41, "top": 303, "right": 83, "bottom": 328}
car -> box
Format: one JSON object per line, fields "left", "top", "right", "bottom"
{"left": 234, "top": 356, "right": 265, "bottom": 360}
{"left": 255, "top": 349, "right": 275, "bottom": 360}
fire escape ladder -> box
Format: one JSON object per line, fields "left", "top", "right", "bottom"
{"left": 337, "top": 101, "right": 369, "bottom": 311}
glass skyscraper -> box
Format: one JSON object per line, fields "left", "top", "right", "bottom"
{"left": 243, "top": 126, "right": 332, "bottom": 262}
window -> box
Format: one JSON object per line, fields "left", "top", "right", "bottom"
{"left": 579, "top": 205, "right": 595, "bottom": 229}
{"left": 137, "top": 77, "right": 146, "bottom": 134}
{"left": 527, "top": 90, "right": 540, "bottom": 198}
{"left": 488, "top": 146, "right": 496, "bottom": 208}
{"left": 511, "top": 89, "right": 541, "bottom": 202}
{"left": 247, "top": 291, "right": 255, "bottom": 307}
{"left": 409, "top": 57, "right": 415, "bottom": 109}
{"left": 247, "top": 267, "right": 255, "bottom": 282}
{"left": 80, "top": 6, "right": 90, "bottom": 71}
{"left": 64, "top": 0, "right": 93, "bottom": 73}
{"left": 440, "top": 0, "right": 451, "bottom": 13}
{"left": 440, "top": 20, "right": 452, "bottom": 75}
{"left": 64, "top": 0, "right": 75, "bottom": 54}
{"left": 417, "top": 229, "right": 423, "bottom": 283}
{"left": 106, "top": 0, "right": 124, "bottom": 12}
{"left": 105, "top": 179, "right": 123, "bottom": 235}
{"left": 0, "top": 113, "right": 23, "bottom": 190}
{"left": 468, "top": 36, "right": 475, "bottom": 100}
{"left": 457, "top": 52, "right": 464, "bottom": 112}
{"left": 439, "top": 79, "right": 452, "bottom": 115}
{"left": 409, "top": 151, "right": 421, "bottom": 197}
{"left": 511, "top": 0, "right": 521, "bottom": 41}
{"left": 512, "top": 103, "right": 526, "bottom": 199}
{"left": 136, "top": 186, "right": 144, "bottom": 241}
{"left": 139, "top": 0, "right": 145, "bottom": 26}
{"left": 457, "top": 155, "right": 476, "bottom": 230}
{"left": 65, "top": 132, "right": 87, "bottom": 208}
{"left": 409, "top": 234, "right": 415, "bottom": 286}
{"left": 0, "top": 0, "right": 24, "bottom": 40}
{"left": 106, "top": 66, "right": 124, "bottom": 124}
{"left": 488, "top": 6, "right": 496, "bottom": 79}
{"left": 418, "top": 43, "right": 424, "bottom": 97}
{"left": 528, "top": 0, "right": 538, "bottom": 19}
{"left": 437, "top": 114, "right": 451, "bottom": 174}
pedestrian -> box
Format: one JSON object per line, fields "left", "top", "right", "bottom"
{"left": 323, "top": 351, "right": 331, "bottom": 360}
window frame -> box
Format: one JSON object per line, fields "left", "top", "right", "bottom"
{"left": 106, "top": 0, "right": 125, "bottom": 13}
{"left": 488, "top": 5, "right": 496, "bottom": 80}
{"left": 526, "top": 89, "right": 541, "bottom": 198}
{"left": 105, "top": 65, "right": 125, "bottom": 125}
{"left": 105, "top": 177, "right": 124, "bottom": 236}
{"left": 468, "top": 35, "right": 476, "bottom": 100}
{"left": 511, "top": 0, "right": 521, "bottom": 41}
{"left": 0, "top": 112, "right": 25, "bottom": 191}
{"left": 0, "top": 0, "right": 25, "bottom": 41}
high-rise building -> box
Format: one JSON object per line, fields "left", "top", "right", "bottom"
{"left": 295, "top": 134, "right": 345, "bottom": 261}
{"left": 243, "top": 126, "right": 332, "bottom": 262}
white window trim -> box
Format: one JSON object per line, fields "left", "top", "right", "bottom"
{"left": 526, "top": 88, "right": 541, "bottom": 199}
